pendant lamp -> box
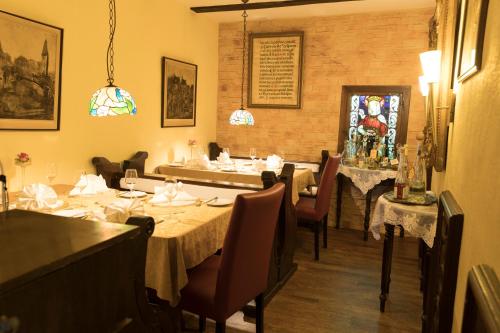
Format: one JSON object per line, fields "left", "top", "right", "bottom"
{"left": 89, "top": 0, "right": 136, "bottom": 116}
{"left": 229, "top": 0, "right": 254, "bottom": 126}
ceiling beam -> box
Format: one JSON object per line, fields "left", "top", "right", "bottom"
{"left": 191, "top": 0, "right": 361, "bottom": 13}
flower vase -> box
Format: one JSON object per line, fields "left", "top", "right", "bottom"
{"left": 20, "top": 165, "right": 27, "bottom": 189}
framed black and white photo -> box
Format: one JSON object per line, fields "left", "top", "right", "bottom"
{"left": 0, "top": 10, "right": 63, "bottom": 130}
{"left": 161, "top": 57, "right": 197, "bottom": 127}
{"left": 248, "top": 31, "right": 303, "bottom": 109}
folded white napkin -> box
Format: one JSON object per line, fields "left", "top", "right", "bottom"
{"left": 217, "top": 152, "right": 231, "bottom": 163}
{"left": 266, "top": 154, "right": 283, "bottom": 170}
{"left": 103, "top": 198, "right": 144, "bottom": 223}
{"left": 17, "top": 183, "right": 60, "bottom": 210}
{"left": 198, "top": 154, "right": 216, "bottom": 170}
{"left": 70, "top": 174, "right": 109, "bottom": 196}
{"left": 149, "top": 182, "right": 197, "bottom": 204}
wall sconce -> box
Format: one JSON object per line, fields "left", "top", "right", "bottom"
{"left": 419, "top": 76, "right": 429, "bottom": 97}
{"left": 419, "top": 50, "right": 442, "bottom": 83}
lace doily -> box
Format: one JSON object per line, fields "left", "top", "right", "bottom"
{"left": 370, "top": 194, "right": 437, "bottom": 247}
{"left": 338, "top": 165, "right": 397, "bottom": 195}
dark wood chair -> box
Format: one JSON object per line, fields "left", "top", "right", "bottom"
{"left": 461, "top": 265, "right": 500, "bottom": 333}
{"left": 422, "top": 190, "right": 464, "bottom": 333}
{"left": 296, "top": 155, "right": 341, "bottom": 260}
{"left": 123, "top": 151, "right": 148, "bottom": 176}
{"left": 91, "top": 157, "right": 123, "bottom": 189}
{"left": 299, "top": 150, "right": 329, "bottom": 199}
{"left": 208, "top": 142, "right": 223, "bottom": 161}
{"left": 179, "top": 183, "right": 285, "bottom": 333}
{"left": 92, "top": 151, "right": 149, "bottom": 189}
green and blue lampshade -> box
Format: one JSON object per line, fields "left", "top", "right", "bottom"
{"left": 89, "top": 85, "right": 137, "bottom": 116}
{"left": 229, "top": 107, "right": 254, "bottom": 126}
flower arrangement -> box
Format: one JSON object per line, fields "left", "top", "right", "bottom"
{"left": 188, "top": 139, "right": 197, "bottom": 146}
{"left": 15, "top": 152, "right": 31, "bottom": 166}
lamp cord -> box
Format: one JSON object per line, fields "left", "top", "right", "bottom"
{"left": 240, "top": 3, "right": 248, "bottom": 110}
{"left": 107, "top": 0, "right": 116, "bottom": 86}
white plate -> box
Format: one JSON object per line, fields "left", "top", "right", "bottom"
{"left": 207, "top": 198, "right": 233, "bottom": 207}
{"left": 152, "top": 200, "right": 197, "bottom": 207}
{"left": 53, "top": 209, "right": 87, "bottom": 218}
{"left": 168, "top": 163, "right": 185, "bottom": 167}
{"left": 120, "top": 191, "right": 147, "bottom": 198}
{"left": 221, "top": 169, "right": 237, "bottom": 172}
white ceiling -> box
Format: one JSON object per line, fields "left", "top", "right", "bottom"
{"left": 180, "top": 0, "right": 435, "bottom": 22}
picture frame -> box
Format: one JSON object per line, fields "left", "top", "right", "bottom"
{"left": 161, "top": 57, "right": 197, "bottom": 128}
{"left": 248, "top": 31, "right": 303, "bottom": 109}
{"left": 456, "top": 0, "right": 489, "bottom": 82}
{"left": 0, "top": 10, "right": 63, "bottom": 130}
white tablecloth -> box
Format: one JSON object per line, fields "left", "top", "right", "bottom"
{"left": 338, "top": 165, "right": 397, "bottom": 195}
{"left": 370, "top": 194, "right": 438, "bottom": 247}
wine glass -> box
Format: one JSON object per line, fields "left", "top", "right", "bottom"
{"left": 223, "top": 147, "right": 230, "bottom": 157}
{"left": 46, "top": 163, "right": 57, "bottom": 185}
{"left": 249, "top": 148, "right": 257, "bottom": 161}
{"left": 76, "top": 171, "right": 88, "bottom": 207}
{"left": 124, "top": 169, "right": 138, "bottom": 198}
{"left": 165, "top": 180, "right": 178, "bottom": 206}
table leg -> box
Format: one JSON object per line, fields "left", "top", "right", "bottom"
{"left": 335, "top": 174, "right": 343, "bottom": 229}
{"left": 379, "top": 223, "right": 395, "bottom": 312}
{"left": 363, "top": 189, "right": 373, "bottom": 241}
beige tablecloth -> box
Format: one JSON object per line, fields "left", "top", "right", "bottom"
{"left": 11, "top": 185, "right": 234, "bottom": 306}
{"left": 156, "top": 165, "right": 315, "bottom": 204}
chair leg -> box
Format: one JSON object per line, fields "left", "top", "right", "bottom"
{"left": 215, "top": 321, "right": 226, "bottom": 333}
{"left": 256, "top": 293, "right": 264, "bottom": 333}
{"left": 314, "top": 222, "right": 320, "bottom": 261}
{"left": 323, "top": 214, "right": 328, "bottom": 249}
{"left": 199, "top": 316, "right": 206, "bottom": 332}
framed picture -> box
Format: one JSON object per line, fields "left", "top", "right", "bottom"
{"left": 248, "top": 31, "right": 303, "bottom": 109}
{"left": 161, "top": 57, "right": 197, "bottom": 127}
{"left": 0, "top": 10, "right": 63, "bottom": 130}
{"left": 456, "top": 0, "right": 489, "bottom": 82}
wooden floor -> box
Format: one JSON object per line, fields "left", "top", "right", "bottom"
{"left": 182, "top": 227, "right": 422, "bottom": 333}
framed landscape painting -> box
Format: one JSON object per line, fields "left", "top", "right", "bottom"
{"left": 0, "top": 10, "right": 63, "bottom": 130}
{"left": 161, "top": 57, "right": 197, "bottom": 128}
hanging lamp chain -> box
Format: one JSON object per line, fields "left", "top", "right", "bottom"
{"left": 240, "top": 0, "right": 249, "bottom": 110}
{"left": 107, "top": 0, "right": 117, "bottom": 86}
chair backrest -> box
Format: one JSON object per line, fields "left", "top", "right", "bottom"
{"left": 314, "top": 155, "right": 341, "bottom": 216}
{"left": 123, "top": 151, "right": 148, "bottom": 176}
{"left": 208, "top": 142, "right": 223, "bottom": 161}
{"left": 315, "top": 150, "right": 330, "bottom": 184}
{"left": 215, "top": 183, "right": 285, "bottom": 318}
{"left": 91, "top": 157, "right": 123, "bottom": 189}
{"left": 422, "top": 190, "right": 464, "bottom": 333}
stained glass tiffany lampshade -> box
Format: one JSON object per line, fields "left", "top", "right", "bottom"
{"left": 229, "top": 108, "right": 254, "bottom": 126}
{"left": 229, "top": 1, "right": 254, "bottom": 126}
{"left": 89, "top": 0, "right": 136, "bottom": 117}
{"left": 89, "top": 86, "right": 136, "bottom": 116}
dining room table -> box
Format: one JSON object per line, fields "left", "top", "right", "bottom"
{"left": 155, "top": 160, "right": 316, "bottom": 205}
{"left": 9, "top": 182, "right": 255, "bottom": 306}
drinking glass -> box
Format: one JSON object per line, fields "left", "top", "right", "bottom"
{"left": 223, "top": 147, "right": 230, "bottom": 157}
{"left": 164, "top": 179, "right": 178, "bottom": 206}
{"left": 76, "top": 171, "right": 88, "bottom": 207}
{"left": 46, "top": 163, "right": 57, "bottom": 185}
{"left": 124, "top": 169, "right": 138, "bottom": 197}
{"left": 249, "top": 148, "right": 257, "bottom": 161}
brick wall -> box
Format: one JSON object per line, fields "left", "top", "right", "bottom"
{"left": 217, "top": 8, "right": 434, "bottom": 230}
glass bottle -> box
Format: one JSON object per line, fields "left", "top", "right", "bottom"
{"left": 410, "top": 143, "right": 426, "bottom": 196}
{"left": 394, "top": 146, "right": 409, "bottom": 199}
{"left": 357, "top": 137, "right": 368, "bottom": 169}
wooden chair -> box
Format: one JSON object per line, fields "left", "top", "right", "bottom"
{"left": 300, "top": 149, "right": 330, "bottom": 199}
{"left": 179, "top": 183, "right": 285, "bottom": 333}
{"left": 92, "top": 151, "right": 149, "bottom": 189}
{"left": 422, "top": 190, "right": 464, "bottom": 333}
{"left": 461, "top": 265, "right": 500, "bottom": 333}
{"left": 296, "top": 155, "right": 341, "bottom": 260}
{"left": 123, "top": 151, "right": 148, "bottom": 176}
{"left": 208, "top": 142, "right": 223, "bottom": 161}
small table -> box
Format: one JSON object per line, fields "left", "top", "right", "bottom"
{"left": 370, "top": 194, "right": 438, "bottom": 312}
{"left": 336, "top": 165, "right": 397, "bottom": 240}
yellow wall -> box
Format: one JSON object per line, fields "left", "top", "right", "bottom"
{"left": 432, "top": 0, "right": 500, "bottom": 330}
{"left": 0, "top": 0, "right": 218, "bottom": 190}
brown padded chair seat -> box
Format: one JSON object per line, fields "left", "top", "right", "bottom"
{"left": 181, "top": 255, "right": 220, "bottom": 319}
{"left": 295, "top": 196, "right": 319, "bottom": 221}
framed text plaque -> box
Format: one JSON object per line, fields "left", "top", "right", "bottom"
{"left": 248, "top": 31, "right": 303, "bottom": 109}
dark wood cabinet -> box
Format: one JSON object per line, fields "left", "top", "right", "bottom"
{"left": 0, "top": 210, "right": 162, "bottom": 333}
